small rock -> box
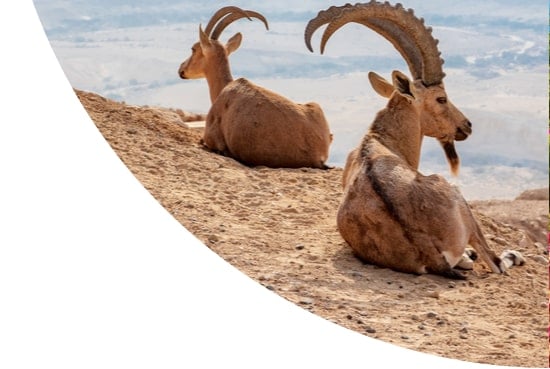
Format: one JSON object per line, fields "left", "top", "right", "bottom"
{"left": 426, "top": 311, "right": 438, "bottom": 318}
{"left": 528, "top": 255, "right": 547, "bottom": 265}
{"left": 426, "top": 290, "right": 439, "bottom": 299}
{"left": 365, "top": 326, "right": 376, "bottom": 334}
{"left": 401, "top": 335, "right": 409, "bottom": 340}
{"left": 299, "top": 298, "right": 314, "bottom": 305}
{"left": 534, "top": 242, "right": 548, "bottom": 255}
{"left": 295, "top": 244, "right": 305, "bottom": 250}
{"left": 448, "top": 281, "right": 456, "bottom": 289}
{"left": 459, "top": 333, "right": 468, "bottom": 339}
{"left": 459, "top": 326, "right": 468, "bottom": 334}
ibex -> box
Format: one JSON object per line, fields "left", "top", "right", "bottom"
{"left": 178, "top": 6, "right": 333, "bottom": 169}
{"left": 305, "top": 1, "right": 524, "bottom": 279}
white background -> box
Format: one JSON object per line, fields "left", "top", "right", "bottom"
{"left": 0, "top": 2, "right": 538, "bottom": 368}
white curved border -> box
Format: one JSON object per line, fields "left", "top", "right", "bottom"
{"left": 0, "top": 2, "right": 523, "bottom": 368}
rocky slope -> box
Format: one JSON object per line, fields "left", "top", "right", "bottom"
{"left": 77, "top": 89, "right": 548, "bottom": 367}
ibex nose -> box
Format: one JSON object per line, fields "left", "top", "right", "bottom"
{"left": 455, "top": 120, "right": 472, "bottom": 141}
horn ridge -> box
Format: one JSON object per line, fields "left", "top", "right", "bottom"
{"left": 211, "top": 10, "right": 269, "bottom": 40}
{"left": 305, "top": 1, "right": 445, "bottom": 85}
{"left": 204, "top": 6, "right": 247, "bottom": 37}
{"left": 305, "top": 3, "right": 356, "bottom": 53}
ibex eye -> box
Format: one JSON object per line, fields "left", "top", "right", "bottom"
{"left": 437, "top": 97, "right": 447, "bottom": 104}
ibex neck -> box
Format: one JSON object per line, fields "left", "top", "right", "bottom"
{"left": 205, "top": 61, "right": 234, "bottom": 104}
{"left": 371, "top": 98, "right": 422, "bottom": 169}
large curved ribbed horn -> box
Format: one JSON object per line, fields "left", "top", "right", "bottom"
{"left": 304, "top": 1, "right": 445, "bottom": 86}
{"left": 211, "top": 10, "right": 269, "bottom": 40}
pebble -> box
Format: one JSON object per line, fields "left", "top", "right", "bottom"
{"left": 365, "top": 326, "right": 376, "bottom": 334}
{"left": 534, "top": 242, "right": 547, "bottom": 254}
{"left": 426, "top": 311, "right": 438, "bottom": 318}
{"left": 426, "top": 290, "right": 439, "bottom": 298}
{"left": 528, "top": 255, "right": 547, "bottom": 265}
{"left": 295, "top": 244, "right": 305, "bottom": 250}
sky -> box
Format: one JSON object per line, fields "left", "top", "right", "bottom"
{"left": 32, "top": 0, "right": 549, "bottom": 199}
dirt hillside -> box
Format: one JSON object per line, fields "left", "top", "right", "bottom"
{"left": 76, "top": 89, "right": 548, "bottom": 367}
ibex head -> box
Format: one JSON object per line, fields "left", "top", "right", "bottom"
{"left": 178, "top": 6, "right": 269, "bottom": 80}
{"left": 305, "top": 1, "right": 472, "bottom": 174}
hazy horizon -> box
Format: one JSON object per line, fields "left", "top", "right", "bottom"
{"left": 32, "top": 0, "right": 549, "bottom": 200}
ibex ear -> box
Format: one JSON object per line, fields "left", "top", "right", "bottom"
{"left": 199, "top": 25, "right": 211, "bottom": 50}
{"left": 368, "top": 72, "right": 395, "bottom": 98}
{"left": 391, "top": 70, "right": 414, "bottom": 99}
{"left": 226, "top": 32, "right": 243, "bottom": 55}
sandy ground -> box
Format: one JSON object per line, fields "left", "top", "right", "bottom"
{"left": 76, "top": 89, "right": 548, "bottom": 367}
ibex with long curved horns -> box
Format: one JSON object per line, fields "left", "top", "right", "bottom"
{"left": 305, "top": 1, "right": 524, "bottom": 279}
{"left": 178, "top": 6, "right": 333, "bottom": 169}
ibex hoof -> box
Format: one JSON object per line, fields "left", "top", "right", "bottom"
{"left": 456, "top": 248, "right": 477, "bottom": 270}
{"left": 498, "top": 249, "right": 526, "bottom": 272}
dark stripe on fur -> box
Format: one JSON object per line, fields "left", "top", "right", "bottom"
{"left": 365, "top": 160, "right": 415, "bottom": 243}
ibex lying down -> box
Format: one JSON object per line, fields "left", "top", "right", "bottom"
{"left": 178, "top": 6, "right": 333, "bottom": 169}
{"left": 305, "top": 1, "right": 524, "bottom": 279}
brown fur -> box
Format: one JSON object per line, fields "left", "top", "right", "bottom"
{"left": 338, "top": 71, "right": 521, "bottom": 279}
{"left": 205, "top": 78, "right": 332, "bottom": 168}
{"left": 178, "top": 11, "right": 332, "bottom": 169}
